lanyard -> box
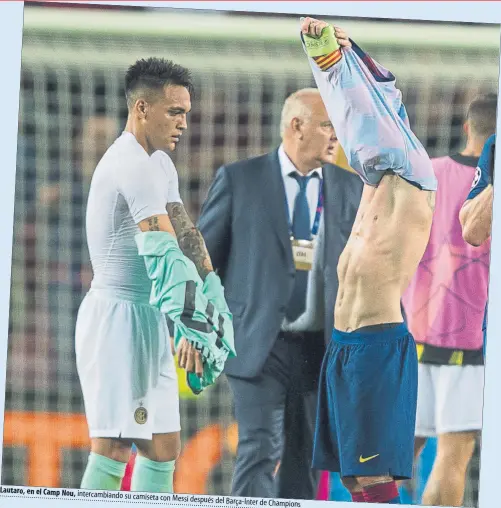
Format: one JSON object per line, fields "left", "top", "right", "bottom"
{"left": 285, "top": 176, "right": 324, "bottom": 240}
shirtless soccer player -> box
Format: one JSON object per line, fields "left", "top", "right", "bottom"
{"left": 300, "top": 18, "right": 437, "bottom": 504}
{"left": 75, "top": 58, "right": 235, "bottom": 493}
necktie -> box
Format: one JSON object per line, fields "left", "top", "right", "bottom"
{"left": 285, "top": 173, "right": 314, "bottom": 322}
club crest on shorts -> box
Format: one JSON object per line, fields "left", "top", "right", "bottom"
{"left": 134, "top": 405, "right": 148, "bottom": 425}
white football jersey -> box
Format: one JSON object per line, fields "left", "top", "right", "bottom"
{"left": 85, "top": 131, "right": 182, "bottom": 300}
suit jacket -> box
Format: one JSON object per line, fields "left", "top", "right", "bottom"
{"left": 198, "top": 149, "right": 362, "bottom": 379}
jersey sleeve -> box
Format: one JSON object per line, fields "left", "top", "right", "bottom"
{"left": 466, "top": 134, "right": 495, "bottom": 202}
{"left": 349, "top": 40, "right": 410, "bottom": 128}
{"left": 151, "top": 151, "right": 183, "bottom": 204}
{"left": 119, "top": 154, "right": 170, "bottom": 224}
{"left": 167, "top": 167, "right": 182, "bottom": 204}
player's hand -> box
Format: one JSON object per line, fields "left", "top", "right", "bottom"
{"left": 177, "top": 337, "right": 204, "bottom": 377}
{"left": 170, "top": 336, "right": 176, "bottom": 356}
{"left": 300, "top": 17, "right": 352, "bottom": 48}
{"left": 300, "top": 16, "right": 329, "bottom": 37}
{"left": 333, "top": 26, "right": 352, "bottom": 48}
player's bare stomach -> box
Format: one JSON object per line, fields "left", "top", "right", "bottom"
{"left": 335, "top": 174, "right": 434, "bottom": 332}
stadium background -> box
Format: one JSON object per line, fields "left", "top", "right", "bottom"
{"left": 3, "top": 3, "right": 500, "bottom": 506}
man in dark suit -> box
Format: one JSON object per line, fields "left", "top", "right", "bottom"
{"left": 198, "top": 88, "right": 362, "bottom": 500}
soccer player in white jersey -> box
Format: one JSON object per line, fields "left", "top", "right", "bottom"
{"left": 76, "top": 58, "right": 235, "bottom": 493}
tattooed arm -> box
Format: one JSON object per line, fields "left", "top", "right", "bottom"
{"left": 138, "top": 206, "right": 213, "bottom": 280}
{"left": 166, "top": 202, "right": 214, "bottom": 281}
{"left": 138, "top": 214, "right": 177, "bottom": 236}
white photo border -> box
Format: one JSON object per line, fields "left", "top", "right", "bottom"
{"left": 1, "top": 2, "right": 500, "bottom": 508}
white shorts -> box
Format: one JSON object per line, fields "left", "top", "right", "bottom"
{"left": 75, "top": 289, "right": 180, "bottom": 440}
{"left": 415, "top": 363, "right": 484, "bottom": 437}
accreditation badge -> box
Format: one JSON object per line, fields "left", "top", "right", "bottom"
{"left": 291, "top": 238, "right": 315, "bottom": 271}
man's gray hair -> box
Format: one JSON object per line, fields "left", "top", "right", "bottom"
{"left": 280, "top": 88, "right": 321, "bottom": 138}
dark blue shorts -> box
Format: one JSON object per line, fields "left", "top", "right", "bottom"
{"left": 312, "top": 322, "right": 418, "bottom": 479}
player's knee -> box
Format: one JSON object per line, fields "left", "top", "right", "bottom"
{"left": 356, "top": 475, "right": 393, "bottom": 489}
{"left": 435, "top": 434, "right": 476, "bottom": 472}
{"left": 155, "top": 437, "right": 181, "bottom": 462}
{"left": 90, "top": 437, "right": 132, "bottom": 463}
{"left": 170, "top": 436, "right": 182, "bottom": 461}
{"left": 437, "top": 450, "right": 472, "bottom": 471}
{"left": 138, "top": 432, "right": 181, "bottom": 462}
{"left": 341, "top": 476, "right": 359, "bottom": 492}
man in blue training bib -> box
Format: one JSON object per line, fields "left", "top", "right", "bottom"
{"left": 300, "top": 17, "right": 437, "bottom": 504}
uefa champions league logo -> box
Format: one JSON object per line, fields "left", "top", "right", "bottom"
{"left": 471, "top": 167, "right": 481, "bottom": 189}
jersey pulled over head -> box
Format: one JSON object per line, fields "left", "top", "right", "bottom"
{"left": 301, "top": 22, "right": 437, "bottom": 192}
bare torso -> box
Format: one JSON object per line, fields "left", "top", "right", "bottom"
{"left": 335, "top": 173, "right": 435, "bottom": 332}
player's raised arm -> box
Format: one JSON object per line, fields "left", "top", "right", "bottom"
{"left": 460, "top": 134, "right": 496, "bottom": 246}
{"left": 299, "top": 16, "right": 435, "bottom": 192}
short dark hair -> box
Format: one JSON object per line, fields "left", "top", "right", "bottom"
{"left": 466, "top": 93, "right": 498, "bottom": 138}
{"left": 124, "top": 57, "right": 194, "bottom": 109}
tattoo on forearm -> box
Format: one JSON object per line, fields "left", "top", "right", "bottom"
{"left": 166, "top": 202, "right": 214, "bottom": 280}
{"left": 148, "top": 216, "right": 160, "bottom": 231}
